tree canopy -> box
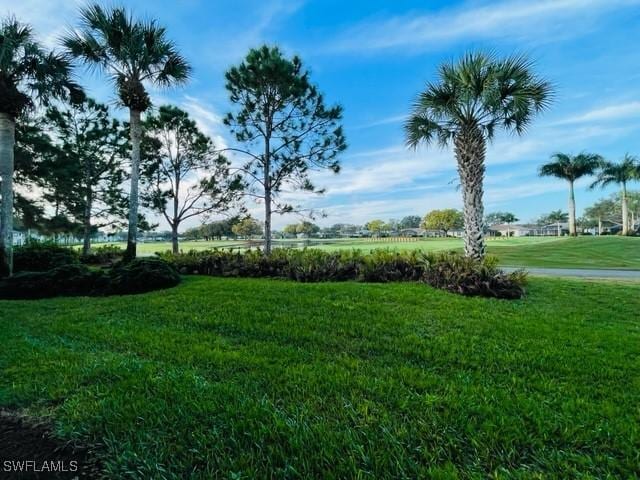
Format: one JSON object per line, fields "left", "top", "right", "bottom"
{"left": 224, "top": 45, "right": 346, "bottom": 253}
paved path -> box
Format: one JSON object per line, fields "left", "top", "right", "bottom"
{"left": 501, "top": 266, "right": 640, "bottom": 279}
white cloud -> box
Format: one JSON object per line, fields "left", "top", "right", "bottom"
{"left": 327, "top": 0, "right": 640, "bottom": 54}
{"left": 553, "top": 101, "right": 640, "bottom": 125}
{"left": 2, "top": 0, "right": 82, "bottom": 49}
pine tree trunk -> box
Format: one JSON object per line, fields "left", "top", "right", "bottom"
{"left": 621, "top": 184, "right": 629, "bottom": 236}
{"left": 454, "top": 126, "right": 486, "bottom": 260}
{"left": 171, "top": 225, "right": 179, "bottom": 254}
{"left": 82, "top": 194, "right": 92, "bottom": 256}
{"left": 125, "top": 109, "right": 142, "bottom": 260}
{"left": 172, "top": 172, "right": 180, "bottom": 254}
{"left": 0, "top": 113, "right": 15, "bottom": 276}
{"left": 263, "top": 134, "right": 272, "bottom": 255}
{"left": 568, "top": 180, "right": 577, "bottom": 236}
{"left": 264, "top": 186, "right": 272, "bottom": 254}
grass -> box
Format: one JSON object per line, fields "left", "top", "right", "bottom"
{"left": 490, "top": 236, "right": 640, "bottom": 269}
{"left": 92, "top": 236, "right": 640, "bottom": 269}
{"left": 1, "top": 276, "right": 639, "bottom": 478}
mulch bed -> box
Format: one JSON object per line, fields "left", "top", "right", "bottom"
{"left": 0, "top": 410, "right": 101, "bottom": 479}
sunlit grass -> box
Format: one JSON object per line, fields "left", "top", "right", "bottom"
{"left": 1, "top": 276, "right": 639, "bottom": 478}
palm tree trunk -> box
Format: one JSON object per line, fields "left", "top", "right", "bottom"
{"left": 598, "top": 217, "right": 602, "bottom": 236}
{"left": 125, "top": 109, "right": 142, "bottom": 260}
{"left": 0, "top": 113, "right": 15, "bottom": 277}
{"left": 621, "top": 184, "right": 629, "bottom": 236}
{"left": 557, "top": 221, "right": 561, "bottom": 237}
{"left": 568, "top": 180, "right": 577, "bottom": 236}
{"left": 454, "top": 127, "right": 486, "bottom": 260}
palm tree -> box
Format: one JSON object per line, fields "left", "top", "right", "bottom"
{"left": 0, "top": 17, "right": 83, "bottom": 276}
{"left": 405, "top": 52, "right": 552, "bottom": 259}
{"left": 64, "top": 5, "right": 190, "bottom": 260}
{"left": 501, "top": 212, "right": 518, "bottom": 238}
{"left": 546, "top": 210, "right": 568, "bottom": 237}
{"left": 539, "top": 153, "right": 602, "bottom": 236}
{"left": 591, "top": 155, "right": 638, "bottom": 235}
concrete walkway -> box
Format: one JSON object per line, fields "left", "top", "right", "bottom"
{"left": 501, "top": 266, "right": 640, "bottom": 279}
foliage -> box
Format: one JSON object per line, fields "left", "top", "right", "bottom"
{"left": 0, "top": 17, "right": 84, "bottom": 118}
{"left": 405, "top": 52, "right": 553, "bottom": 146}
{"left": 0, "top": 263, "right": 105, "bottom": 299}
{"left": 224, "top": 45, "right": 346, "bottom": 252}
{"left": 0, "top": 16, "right": 85, "bottom": 276}
{"left": 539, "top": 152, "right": 602, "bottom": 183}
{"left": 591, "top": 155, "right": 639, "bottom": 191}
{"left": 13, "top": 241, "right": 79, "bottom": 272}
{"left": 141, "top": 105, "right": 243, "bottom": 252}
{"left": 231, "top": 216, "right": 262, "bottom": 238}
{"left": 184, "top": 218, "right": 240, "bottom": 241}
{"left": 159, "top": 248, "right": 526, "bottom": 299}
{"left": 1, "top": 277, "right": 638, "bottom": 478}
{"left": 365, "top": 219, "right": 386, "bottom": 235}
{"left": 63, "top": 5, "right": 190, "bottom": 112}
{"left": 283, "top": 221, "right": 320, "bottom": 237}
{"left": 422, "top": 209, "right": 463, "bottom": 235}
{"left": 42, "top": 98, "right": 129, "bottom": 252}
{"left": 108, "top": 258, "right": 180, "bottom": 295}
{"left": 398, "top": 215, "right": 422, "bottom": 229}
{"left": 2, "top": 249, "right": 178, "bottom": 298}
{"left": 405, "top": 52, "right": 552, "bottom": 259}
{"left": 485, "top": 211, "right": 518, "bottom": 226}
{"left": 64, "top": 3, "right": 191, "bottom": 259}
{"left": 540, "top": 210, "right": 568, "bottom": 225}
{"left": 80, "top": 244, "right": 124, "bottom": 265}
{"left": 422, "top": 252, "right": 526, "bottom": 299}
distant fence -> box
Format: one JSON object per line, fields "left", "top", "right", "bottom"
{"left": 364, "top": 236, "right": 427, "bottom": 242}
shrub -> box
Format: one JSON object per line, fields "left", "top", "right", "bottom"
{"left": 0, "top": 257, "right": 180, "bottom": 300}
{"left": 109, "top": 258, "right": 181, "bottom": 295}
{"left": 284, "top": 249, "right": 361, "bottom": 282}
{"left": 0, "top": 264, "right": 106, "bottom": 299}
{"left": 13, "top": 241, "right": 79, "bottom": 273}
{"left": 421, "top": 253, "right": 526, "bottom": 299}
{"left": 160, "top": 248, "right": 526, "bottom": 299}
{"left": 80, "top": 244, "right": 125, "bottom": 265}
{"left": 358, "top": 250, "right": 425, "bottom": 282}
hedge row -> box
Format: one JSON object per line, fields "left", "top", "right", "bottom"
{"left": 158, "top": 248, "right": 526, "bottom": 299}
{"left": 0, "top": 258, "right": 180, "bottom": 299}
{"left": 12, "top": 242, "right": 125, "bottom": 273}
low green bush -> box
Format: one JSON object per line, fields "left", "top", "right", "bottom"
{"left": 0, "top": 258, "right": 180, "bottom": 299}
{"left": 80, "top": 244, "right": 125, "bottom": 265}
{"left": 109, "top": 258, "right": 181, "bottom": 295}
{"left": 13, "top": 241, "right": 79, "bottom": 272}
{"left": 422, "top": 252, "right": 527, "bottom": 299}
{"left": 159, "top": 248, "right": 526, "bottom": 299}
{"left": 0, "top": 264, "right": 106, "bottom": 299}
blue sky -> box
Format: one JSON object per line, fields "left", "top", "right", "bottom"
{"left": 8, "top": 0, "right": 640, "bottom": 230}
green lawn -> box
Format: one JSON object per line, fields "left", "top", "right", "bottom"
{"left": 94, "top": 236, "right": 640, "bottom": 269}
{"left": 489, "top": 236, "right": 640, "bottom": 269}
{"left": 1, "top": 276, "right": 639, "bottom": 478}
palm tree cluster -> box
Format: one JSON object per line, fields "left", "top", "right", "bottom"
{"left": 539, "top": 153, "right": 640, "bottom": 236}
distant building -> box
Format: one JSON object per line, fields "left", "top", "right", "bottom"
{"left": 488, "top": 223, "right": 568, "bottom": 237}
